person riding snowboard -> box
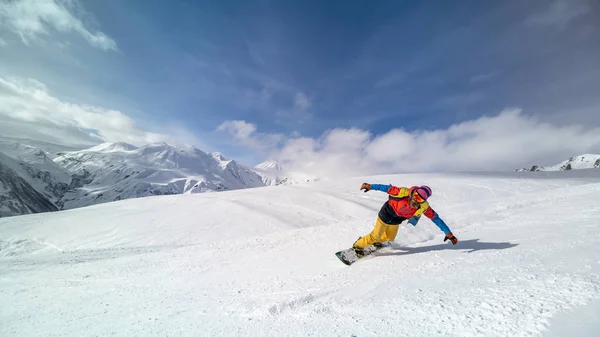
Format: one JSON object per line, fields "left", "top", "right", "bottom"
{"left": 353, "top": 183, "right": 458, "bottom": 255}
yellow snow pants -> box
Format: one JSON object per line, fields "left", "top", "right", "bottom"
{"left": 353, "top": 216, "right": 399, "bottom": 249}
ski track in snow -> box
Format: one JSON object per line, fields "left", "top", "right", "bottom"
{"left": 1, "top": 171, "right": 600, "bottom": 336}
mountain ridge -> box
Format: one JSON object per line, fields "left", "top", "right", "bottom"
{"left": 0, "top": 139, "right": 283, "bottom": 217}
{"left": 517, "top": 154, "right": 600, "bottom": 172}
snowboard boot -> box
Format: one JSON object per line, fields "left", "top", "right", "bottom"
{"left": 352, "top": 246, "right": 365, "bottom": 258}
{"left": 373, "top": 241, "right": 390, "bottom": 249}
{"left": 352, "top": 236, "right": 365, "bottom": 257}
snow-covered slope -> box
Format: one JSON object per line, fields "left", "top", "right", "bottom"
{"left": 54, "top": 142, "right": 267, "bottom": 209}
{"left": 1, "top": 171, "right": 599, "bottom": 336}
{"left": 518, "top": 154, "right": 600, "bottom": 172}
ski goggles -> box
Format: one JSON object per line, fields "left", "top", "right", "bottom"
{"left": 411, "top": 190, "right": 426, "bottom": 203}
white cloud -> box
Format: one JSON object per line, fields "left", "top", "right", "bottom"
{"left": 269, "top": 108, "right": 600, "bottom": 178}
{"left": 0, "top": 0, "right": 117, "bottom": 51}
{"left": 527, "top": 0, "right": 591, "bottom": 28}
{"left": 0, "top": 38, "right": 7, "bottom": 47}
{"left": 217, "top": 120, "right": 257, "bottom": 141}
{"left": 216, "top": 120, "right": 284, "bottom": 153}
{"left": 294, "top": 92, "right": 311, "bottom": 111}
{"left": 0, "top": 76, "right": 201, "bottom": 148}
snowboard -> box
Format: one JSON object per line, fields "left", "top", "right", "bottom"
{"left": 335, "top": 243, "right": 388, "bottom": 266}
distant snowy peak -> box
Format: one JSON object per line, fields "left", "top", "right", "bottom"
{"left": 0, "top": 139, "right": 64, "bottom": 167}
{"left": 518, "top": 154, "right": 600, "bottom": 172}
{"left": 85, "top": 142, "right": 138, "bottom": 153}
{"left": 251, "top": 160, "right": 317, "bottom": 187}
{"left": 52, "top": 141, "right": 266, "bottom": 209}
{"left": 59, "top": 142, "right": 216, "bottom": 172}
{"left": 210, "top": 152, "right": 230, "bottom": 161}
{"left": 252, "top": 160, "right": 283, "bottom": 186}
{"left": 255, "top": 160, "right": 282, "bottom": 172}
{"left": 209, "top": 152, "right": 232, "bottom": 169}
{"left": 0, "top": 139, "right": 308, "bottom": 217}
{"left": 0, "top": 136, "right": 83, "bottom": 158}
{"left": 251, "top": 160, "right": 316, "bottom": 186}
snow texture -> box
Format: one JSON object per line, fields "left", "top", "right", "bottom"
{"left": 1, "top": 170, "right": 599, "bottom": 336}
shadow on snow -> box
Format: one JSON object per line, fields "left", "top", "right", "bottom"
{"left": 377, "top": 239, "right": 519, "bottom": 257}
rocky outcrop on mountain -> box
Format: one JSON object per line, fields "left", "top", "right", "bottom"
{"left": 0, "top": 155, "right": 58, "bottom": 217}
{"left": 0, "top": 140, "right": 73, "bottom": 205}
{"left": 19, "top": 158, "right": 71, "bottom": 200}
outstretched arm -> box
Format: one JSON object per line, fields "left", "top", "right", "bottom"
{"left": 360, "top": 183, "right": 390, "bottom": 193}
{"left": 369, "top": 184, "right": 393, "bottom": 193}
{"left": 423, "top": 206, "right": 458, "bottom": 244}
{"left": 360, "top": 183, "right": 408, "bottom": 195}
{"left": 432, "top": 214, "right": 452, "bottom": 235}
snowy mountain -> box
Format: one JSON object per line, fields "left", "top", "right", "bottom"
{"left": 0, "top": 153, "right": 58, "bottom": 217}
{"left": 253, "top": 159, "right": 285, "bottom": 185}
{"left": 255, "top": 159, "right": 282, "bottom": 171}
{"left": 53, "top": 142, "right": 268, "bottom": 209}
{"left": 1, "top": 171, "right": 599, "bottom": 336}
{"left": 517, "top": 154, "right": 600, "bottom": 172}
{"left": 0, "top": 139, "right": 280, "bottom": 217}
{"left": 0, "top": 136, "right": 83, "bottom": 159}
{"left": 253, "top": 159, "right": 318, "bottom": 186}
{"left": 0, "top": 139, "right": 73, "bottom": 213}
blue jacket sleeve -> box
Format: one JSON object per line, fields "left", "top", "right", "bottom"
{"left": 431, "top": 214, "right": 452, "bottom": 235}
{"left": 369, "top": 184, "right": 391, "bottom": 193}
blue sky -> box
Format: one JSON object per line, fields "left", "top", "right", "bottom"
{"left": 0, "top": 0, "right": 599, "bottom": 174}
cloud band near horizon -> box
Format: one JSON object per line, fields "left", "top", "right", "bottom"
{"left": 218, "top": 109, "right": 600, "bottom": 176}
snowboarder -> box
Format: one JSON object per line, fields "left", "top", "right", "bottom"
{"left": 353, "top": 183, "right": 458, "bottom": 255}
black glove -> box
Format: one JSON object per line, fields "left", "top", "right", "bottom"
{"left": 444, "top": 233, "right": 458, "bottom": 245}
{"left": 360, "top": 183, "right": 371, "bottom": 193}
